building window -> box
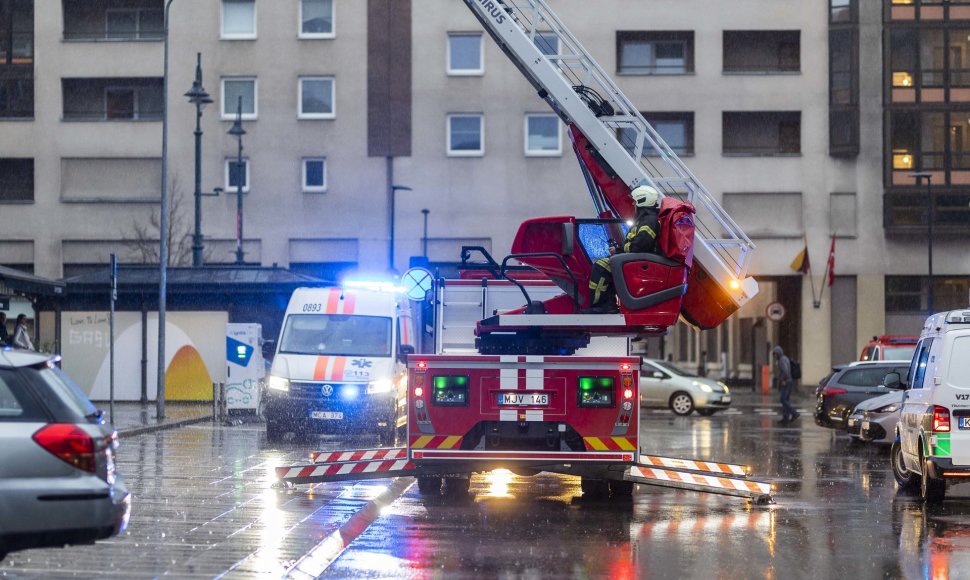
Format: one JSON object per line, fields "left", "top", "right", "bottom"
{"left": 225, "top": 158, "right": 250, "bottom": 192}
{"left": 525, "top": 114, "right": 561, "bottom": 156}
{"left": 723, "top": 111, "right": 801, "bottom": 156}
{"left": 617, "top": 112, "right": 695, "bottom": 156}
{"left": 298, "top": 77, "right": 335, "bottom": 119}
{"left": 303, "top": 158, "right": 327, "bottom": 192}
{"left": 62, "top": 78, "right": 163, "bottom": 121}
{"left": 830, "top": 0, "right": 856, "bottom": 23}
{"left": 221, "top": 0, "right": 256, "bottom": 39}
{"left": 222, "top": 78, "right": 257, "bottom": 120}
{"left": 534, "top": 32, "right": 559, "bottom": 56}
{"left": 448, "top": 33, "right": 483, "bottom": 75}
{"left": 0, "top": 77, "right": 32, "bottom": 118}
{"left": 0, "top": 158, "right": 32, "bottom": 202}
{"left": 617, "top": 31, "right": 693, "bottom": 75}
{"left": 447, "top": 114, "right": 484, "bottom": 156}
{"left": 723, "top": 31, "right": 800, "bottom": 74}
{"left": 105, "top": 8, "right": 163, "bottom": 41}
{"left": 886, "top": 276, "right": 970, "bottom": 313}
{"left": 0, "top": 0, "right": 32, "bottom": 119}
{"left": 300, "top": 0, "right": 334, "bottom": 38}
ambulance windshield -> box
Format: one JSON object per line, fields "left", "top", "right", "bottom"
{"left": 279, "top": 314, "right": 392, "bottom": 357}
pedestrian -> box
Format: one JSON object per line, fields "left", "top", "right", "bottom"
{"left": 773, "top": 345, "right": 798, "bottom": 423}
{"left": 12, "top": 314, "right": 34, "bottom": 351}
{"left": 698, "top": 350, "right": 707, "bottom": 377}
{"left": 586, "top": 185, "right": 662, "bottom": 313}
{"left": 0, "top": 312, "right": 8, "bottom": 346}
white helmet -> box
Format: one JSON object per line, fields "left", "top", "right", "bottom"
{"left": 631, "top": 185, "right": 660, "bottom": 208}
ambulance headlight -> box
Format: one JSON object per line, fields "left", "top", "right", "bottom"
{"left": 268, "top": 376, "right": 290, "bottom": 392}
{"left": 367, "top": 379, "right": 395, "bottom": 394}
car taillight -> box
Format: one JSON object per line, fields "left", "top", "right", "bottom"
{"left": 821, "top": 386, "right": 848, "bottom": 397}
{"left": 933, "top": 406, "right": 951, "bottom": 433}
{"left": 32, "top": 424, "right": 97, "bottom": 473}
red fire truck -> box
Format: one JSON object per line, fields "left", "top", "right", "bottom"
{"left": 274, "top": 0, "right": 772, "bottom": 504}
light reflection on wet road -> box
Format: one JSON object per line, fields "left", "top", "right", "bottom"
{"left": 4, "top": 396, "right": 970, "bottom": 578}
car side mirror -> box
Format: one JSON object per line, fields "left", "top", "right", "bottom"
{"left": 652, "top": 371, "right": 665, "bottom": 379}
{"left": 398, "top": 343, "right": 416, "bottom": 363}
{"left": 884, "top": 372, "right": 902, "bottom": 390}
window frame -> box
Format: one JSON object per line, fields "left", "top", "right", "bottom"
{"left": 299, "top": 0, "right": 335, "bottom": 39}
{"left": 225, "top": 157, "right": 251, "bottom": 193}
{"left": 221, "top": 0, "right": 257, "bottom": 40}
{"left": 447, "top": 113, "right": 485, "bottom": 157}
{"left": 104, "top": 7, "right": 163, "bottom": 41}
{"left": 221, "top": 77, "right": 258, "bottom": 120}
{"left": 104, "top": 86, "right": 136, "bottom": 120}
{"left": 447, "top": 32, "right": 484, "bottom": 76}
{"left": 616, "top": 31, "right": 694, "bottom": 76}
{"left": 298, "top": 76, "right": 336, "bottom": 120}
{"left": 524, "top": 113, "right": 562, "bottom": 157}
{"left": 302, "top": 158, "right": 328, "bottom": 192}
{"left": 0, "top": 158, "right": 34, "bottom": 203}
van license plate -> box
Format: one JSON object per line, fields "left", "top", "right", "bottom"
{"left": 311, "top": 411, "right": 343, "bottom": 420}
{"left": 960, "top": 417, "right": 970, "bottom": 430}
{"left": 498, "top": 393, "right": 549, "bottom": 406}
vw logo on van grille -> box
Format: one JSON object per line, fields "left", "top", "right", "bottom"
{"left": 321, "top": 384, "right": 334, "bottom": 397}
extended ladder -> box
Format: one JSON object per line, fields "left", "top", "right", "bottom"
{"left": 462, "top": 0, "right": 759, "bottom": 317}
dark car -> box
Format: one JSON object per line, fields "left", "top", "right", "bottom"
{"left": 814, "top": 361, "right": 910, "bottom": 430}
{"left": 0, "top": 349, "right": 130, "bottom": 561}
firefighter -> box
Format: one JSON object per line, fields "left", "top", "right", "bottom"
{"left": 586, "top": 185, "right": 661, "bottom": 314}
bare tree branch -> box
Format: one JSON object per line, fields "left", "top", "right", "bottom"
{"left": 122, "top": 174, "right": 205, "bottom": 266}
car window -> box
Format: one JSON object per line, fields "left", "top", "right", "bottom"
{"left": 19, "top": 364, "right": 97, "bottom": 422}
{"left": 653, "top": 361, "right": 696, "bottom": 377}
{"left": 0, "top": 369, "right": 48, "bottom": 421}
{"left": 947, "top": 335, "right": 970, "bottom": 387}
{"left": 883, "top": 346, "right": 916, "bottom": 361}
{"left": 861, "top": 346, "right": 876, "bottom": 361}
{"left": 838, "top": 366, "right": 909, "bottom": 387}
{"left": 909, "top": 339, "right": 934, "bottom": 389}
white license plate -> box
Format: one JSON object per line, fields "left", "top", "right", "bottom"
{"left": 498, "top": 392, "right": 549, "bottom": 406}
{"left": 960, "top": 417, "right": 970, "bottom": 430}
{"left": 721, "top": 395, "right": 731, "bottom": 403}
{"left": 847, "top": 418, "right": 857, "bottom": 427}
{"left": 861, "top": 420, "right": 870, "bottom": 431}
{"left": 311, "top": 411, "right": 343, "bottom": 420}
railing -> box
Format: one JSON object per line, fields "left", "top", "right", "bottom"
{"left": 63, "top": 109, "right": 164, "bottom": 122}
{"left": 63, "top": 30, "right": 163, "bottom": 42}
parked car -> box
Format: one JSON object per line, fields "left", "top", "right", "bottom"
{"left": 859, "top": 335, "right": 918, "bottom": 362}
{"left": 0, "top": 349, "right": 130, "bottom": 561}
{"left": 814, "top": 361, "right": 910, "bottom": 430}
{"left": 858, "top": 390, "right": 904, "bottom": 445}
{"left": 639, "top": 359, "right": 731, "bottom": 416}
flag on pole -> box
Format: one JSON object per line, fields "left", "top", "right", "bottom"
{"left": 827, "top": 235, "right": 836, "bottom": 287}
{"left": 789, "top": 238, "right": 810, "bottom": 274}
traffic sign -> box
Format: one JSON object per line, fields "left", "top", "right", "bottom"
{"left": 766, "top": 302, "right": 786, "bottom": 322}
{"left": 401, "top": 268, "right": 434, "bottom": 301}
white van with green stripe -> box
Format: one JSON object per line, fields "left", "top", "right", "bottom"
{"left": 890, "top": 308, "right": 970, "bottom": 503}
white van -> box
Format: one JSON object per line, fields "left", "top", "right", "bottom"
{"left": 890, "top": 308, "right": 970, "bottom": 502}
{"left": 263, "top": 284, "right": 416, "bottom": 443}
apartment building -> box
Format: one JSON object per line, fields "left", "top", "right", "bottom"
{"left": 0, "top": 0, "right": 967, "bottom": 380}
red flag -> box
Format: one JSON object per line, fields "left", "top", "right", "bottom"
{"left": 827, "top": 235, "right": 836, "bottom": 287}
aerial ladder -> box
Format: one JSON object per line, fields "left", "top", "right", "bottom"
{"left": 273, "top": 0, "right": 772, "bottom": 506}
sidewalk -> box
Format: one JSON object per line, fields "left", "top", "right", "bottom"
{"left": 94, "top": 401, "right": 214, "bottom": 438}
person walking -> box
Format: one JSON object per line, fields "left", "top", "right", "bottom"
{"left": 12, "top": 314, "right": 34, "bottom": 351}
{"left": 0, "top": 312, "right": 9, "bottom": 346}
{"left": 773, "top": 345, "right": 798, "bottom": 423}
{"left": 697, "top": 350, "right": 708, "bottom": 377}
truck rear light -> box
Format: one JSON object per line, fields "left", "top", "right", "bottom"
{"left": 821, "top": 386, "right": 847, "bottom": 397}
{"left": 578, "top": 376, "right": 615, "bottom": 408}
{"left": 620, "top": 363, "right": 631, "bottom": 371}
{"left": 416, "top": 361, "right": 427, "bottom": 369}
{"left": 414, "top": 386, "right": 424, "bottom": 398}
{"left": 623, "top": 388, "right": 634, "bottom": 400}
{"left": 33, "top": 424, "right": 97, "bottom": 473}
{"left": 414, "top": 373, "right": 425, "bottom": 387}
{"left": 622, "top": 376, "right": 633, "bottom": 388}
{"left": 933, "top": 406, "right": 951, "bottom": 433}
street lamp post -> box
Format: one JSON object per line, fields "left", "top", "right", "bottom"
{"left": 228, "top": 97, "right": 247, "bottom": 265}
{"left": 158, "top": 0, "right": 176, "bottom": 419}
{"left": 911, "top": 172, "right": 934, "bottom": 314}
{"left": 389, "top": 184, "right": 412, "bottom": 272}
{"left": 185, "top": 52, "right": 213, "bottom": 268}
{"left": 421, "top": 208, "right": 430, "bottom": 258}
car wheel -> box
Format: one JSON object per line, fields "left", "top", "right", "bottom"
{"left": 697, "top": 409, "right": 717, "bottom": 417}
{"left": 891, "top": 440, "right": 917, "bottom": 490}
{"left": 580, "top": 477, "right": 610, "bottom": 500}
{"left": 920, "top": 455, "right": 946, "bottom": 503}
{"left": 417, "top": 476, "right": 442, "bottom": 495}
{"left": 669, "top": 392, "right": 694, "bottom": 416}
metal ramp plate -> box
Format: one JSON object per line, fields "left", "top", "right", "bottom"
{"left": 276, "top": 456, "right": 416, "bottom": 485}
{"left": 309, "top": 447, "right": 407, "bottom": 464}
{"left": 623, "top": 466, "right": 772, "bottom": 504}
{"left": 638, "top": 454, "right": 750, "bottom": 477}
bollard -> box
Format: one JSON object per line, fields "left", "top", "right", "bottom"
{"left": 212, "top": 382, "right": 219, "bottom": 421}
{"left": 219, "top": 382, "right": 228, "bottom": 422}
{"left": 760, "top": 365, "right": 771, "bottom": 395}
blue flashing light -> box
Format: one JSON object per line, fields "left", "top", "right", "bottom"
{"left": 340, "top": 384, "right": 360, "bottom": 401}
{"left": 343, "top": 279, "right": 405, "bottom": 294}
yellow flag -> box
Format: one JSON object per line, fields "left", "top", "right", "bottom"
{"left": 789, "top": 240, "right": 810, "bottom": 274}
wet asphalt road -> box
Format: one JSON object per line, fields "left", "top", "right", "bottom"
{"left": 2, "top": 392, "right": 968, "bottom": 579}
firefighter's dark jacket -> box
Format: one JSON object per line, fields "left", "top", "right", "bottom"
{"left": 622, "top": 206, "right": 660, "bottom": 254}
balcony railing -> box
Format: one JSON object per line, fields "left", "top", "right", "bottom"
{"left": 63, "top": 108, "right": 163, "bottom": 121}
{"left": 884, "top": 191, "right": 970, "bottom": 231}
{"left": 63, "top": 29, "right": 163, "bottom": 42}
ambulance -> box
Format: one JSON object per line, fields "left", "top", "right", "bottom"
{"left": 262, "top": 283, "right": 416, "bottom": 443}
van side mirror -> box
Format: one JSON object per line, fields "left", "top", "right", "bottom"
{"left": 884, "top": 372, "right": 902, "bottom": 390}
{"left": 261, "top": 339, "right": 276, "bottom": 361}
{"left": 398, "top": 344, "right": 416, "bottom": 363}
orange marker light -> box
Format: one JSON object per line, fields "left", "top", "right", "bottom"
{"left": 729, "top": 279, "right": 741, "bottom": 290}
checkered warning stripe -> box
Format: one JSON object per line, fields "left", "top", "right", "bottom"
{"left": 310, "top": 447, "right": 407, "bottom": 464}
{"left": 583, "top": 437, "right": 638, "bottom": 451}
{"left": 628, "top": 466, "right": 772, "bottom": 497}
{"left": 638, "top": 454, "right": 748, "bottom": 477}
{"left": 409, "top": 435, "right": 463, "bottom": 449}
{"left": 276, "top": 459, "right": 414, "bottom": 481}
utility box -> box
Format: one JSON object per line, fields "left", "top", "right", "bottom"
{"left": 226, "top": 323, "right": 266, "bottom": 412}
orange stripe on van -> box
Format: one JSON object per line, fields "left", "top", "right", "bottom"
{"left": 326, "top": 288, "right": 340, "bottom": 314}
{"left": 313, "top": 356, "right": 330, "bottom": 380}
{"left": 330, "top": 357, "right": 347, "bottom": 380}
{"left": 342, "top": 292, "right": 356, "bottom": 315}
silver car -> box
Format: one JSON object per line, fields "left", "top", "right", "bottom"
{"left": 858, "top": 390, "right": 904, "bottom": 445}
{"left": 639, "top": 359, "right": 732, "bottom": 416}
{"left": 0, "top": 349, "right": 130, "bottom": 561}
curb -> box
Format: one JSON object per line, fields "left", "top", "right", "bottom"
{"left": 117, "top": 414, "right": 213, "bottom": 438}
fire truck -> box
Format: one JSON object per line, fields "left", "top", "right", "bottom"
{"left": 274, "top": 0, "right": 771, "bottom": 504}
